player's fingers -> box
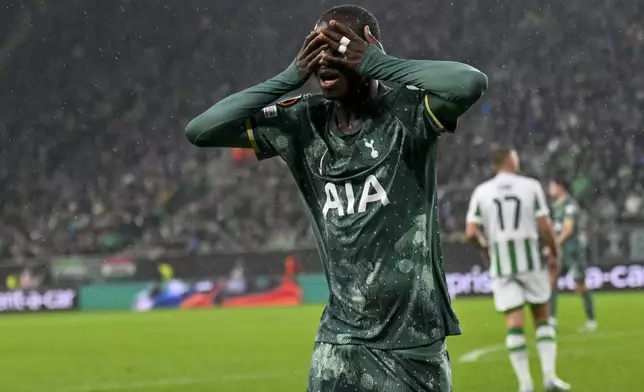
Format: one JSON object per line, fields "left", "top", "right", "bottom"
{"left": 299, "top": 30, "right": 318, "bottom": 52}
{"left": 329, "top": 20, "right": 360, "bottom": 39}
{"left": 306, "top": 52, "right": 326, "bottom": 74}
{"left": 303, "top": 44, "right": 328, "bottom": 64}
{"left": 320, "top": 53, "right": 353, "bottom": 69}
{"left": 320, "top": 36, "right": 342, "bottom": 52}
{"left": 319, "top": 27, "right": 344, "bottom": 42}
{"left": 302, "top": 34, "right": 327, "bottom": 57}
{"left": 306, "top": 29, "right": 321, "bottom": 43}
{"left": 321, "top": 26, "right": 369, "bottom": 54}
{"left": 324, "top": 26, "right": 364, "bottom": 54}
{"left": 305, "top": 33, "right": 326, "bottom": 53}
{"left": 299, "top": 31, "right": 325, "bottom": 59}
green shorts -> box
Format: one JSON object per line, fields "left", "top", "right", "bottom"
{"left": 560, "top": 252, "right": 587, "bottom": 283}
{"left": 306, "top": 339, "right": 451, "bottom": 392}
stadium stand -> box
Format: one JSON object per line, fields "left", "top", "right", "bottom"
{"left": 1, "top": 0, "right": 642, "bottom": 259}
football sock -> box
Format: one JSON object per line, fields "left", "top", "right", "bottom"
{"left": 582, "top": 290, "right": 595, "bottom": 321}
{"left": 506, "top": 328, "right": 533, "bottom": 391}
{"left": 535, "top": 323, "right": 557, "bottom": 383}
{"left": 549, "top": 289, "right": 558, "bottom": 319}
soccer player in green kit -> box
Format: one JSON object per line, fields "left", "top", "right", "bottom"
{"left": 548, "top": 176, "right": 597, "bottom": 332}
{"left": 185, "top": 5, "right": 487, "bottom": 391}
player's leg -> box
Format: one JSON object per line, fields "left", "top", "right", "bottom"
{"left": 548, "top": 262, "right": 568, "bottom": 328}
{"left": 493, "top": 277, "right": 534, "bottom": 392}
{"left": 506, "top": 309, "right": 534, "bottom": 392}
{"left": 525, "top": 270, "right": 571, "bottom": 391}
{"left": 571, "top": 260, "right": 597, "bottom": 332}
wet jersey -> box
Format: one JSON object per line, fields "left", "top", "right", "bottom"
{"left": 551, "top": 196, "right": 582, "bottom": 260}
{"left": 245, "top": 86, "right": 461, "bottom": 349}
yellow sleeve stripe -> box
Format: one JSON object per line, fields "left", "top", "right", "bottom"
{"left": 245, "top": 118, "right": 260, "bottom": 153}
{"left": 424, "top": 94, "right": 446, "bottom": 130}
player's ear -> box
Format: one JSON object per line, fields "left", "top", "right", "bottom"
{"left": 364, "top": 25, "right": 385, "bottom": 54}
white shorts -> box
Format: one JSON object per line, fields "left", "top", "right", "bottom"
{"left": 492, "top": 269, "right": 551, "bottom": 312}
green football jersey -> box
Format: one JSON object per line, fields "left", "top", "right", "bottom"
{"left": 550, "top": 196, "right": 582, "bottom": 259}
{"left": 245, "top": 85, "right": 461, "bottom": 349}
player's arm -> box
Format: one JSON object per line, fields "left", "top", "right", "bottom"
{"left": 357, "top": 50, "right": 487, "bottom": 131}
{"left": 465, "top": 190, "right": 490, "bottom": 263}
{"left": 184, "top": 33, "right": 326, "bottom": 148}
{"left": 537, "top": 217, "right": 559, "bottom": 260}
{"left": 465, "top": 224, "right": 488, "bottom": 249}
{"left": 535, "top": 183, "right": 560, "bottom": 285}
{"left": 318, "top": 21, "right": 487, "bottom": 131}
{"left": 557, "top": 218, "right": 575, "bottom": 245}
{"left": 184, "top": 63, "right": 302, "bottom": 148}
{"left": 534, "top": 183, "right": 558, "bottom": 259}
{"left": 557, "top": 206, "right": 577, "bottom": 245}
{"left": 464, "top": 195, "right": 487, "bottom": 249}
{"left": 465, "top": 223, "right": 489, "bottom": 266}
{"left": 538, "top": 215, "right": 561, "bottom": 287}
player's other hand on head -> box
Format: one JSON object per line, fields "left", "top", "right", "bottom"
{"left": 318, "top": 20, "right": 383, "bottom": 70}
{"left": 296, "top": 30, "right": 328, "bottom": 79}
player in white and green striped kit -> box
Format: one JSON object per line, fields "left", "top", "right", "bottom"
{"left": 465, "top": 149, "right": 571, "bottom": 392}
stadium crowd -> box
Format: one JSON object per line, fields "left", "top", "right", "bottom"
{"left": 1, "top": 0, "right": 642, "bottom": 259}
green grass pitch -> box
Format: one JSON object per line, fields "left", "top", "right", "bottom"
{"left": 1, "top": 293, "right": 641, "bottom": 391}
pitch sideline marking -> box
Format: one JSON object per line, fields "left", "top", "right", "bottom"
{"left": 457, "top": 329, "right": 643, "bottom": 363}
{"left": 458, "top": 344, "right": 505, "bottom": 363}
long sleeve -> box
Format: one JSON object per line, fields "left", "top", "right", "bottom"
{"left": 357, "top": 45, "right": 487, "bottom": 125}
{"left": 185, "top": 61, "right": 305, "bottom": 147}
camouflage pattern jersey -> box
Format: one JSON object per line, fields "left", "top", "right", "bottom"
{"left": 185, "top": 45, "right": 487, "bottom": 352}
{"left": 246, "top": 85, "right": 461, "bottom": 349}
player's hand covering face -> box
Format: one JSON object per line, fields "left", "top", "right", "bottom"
{"left": 296, "top": 31, "right": 328, "bottom": 79}
{"left": 311, "top": 20, "right": 382, "bottom": 99}
{"left": 318, "top": 20, "right": 383, "bottom": 70}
